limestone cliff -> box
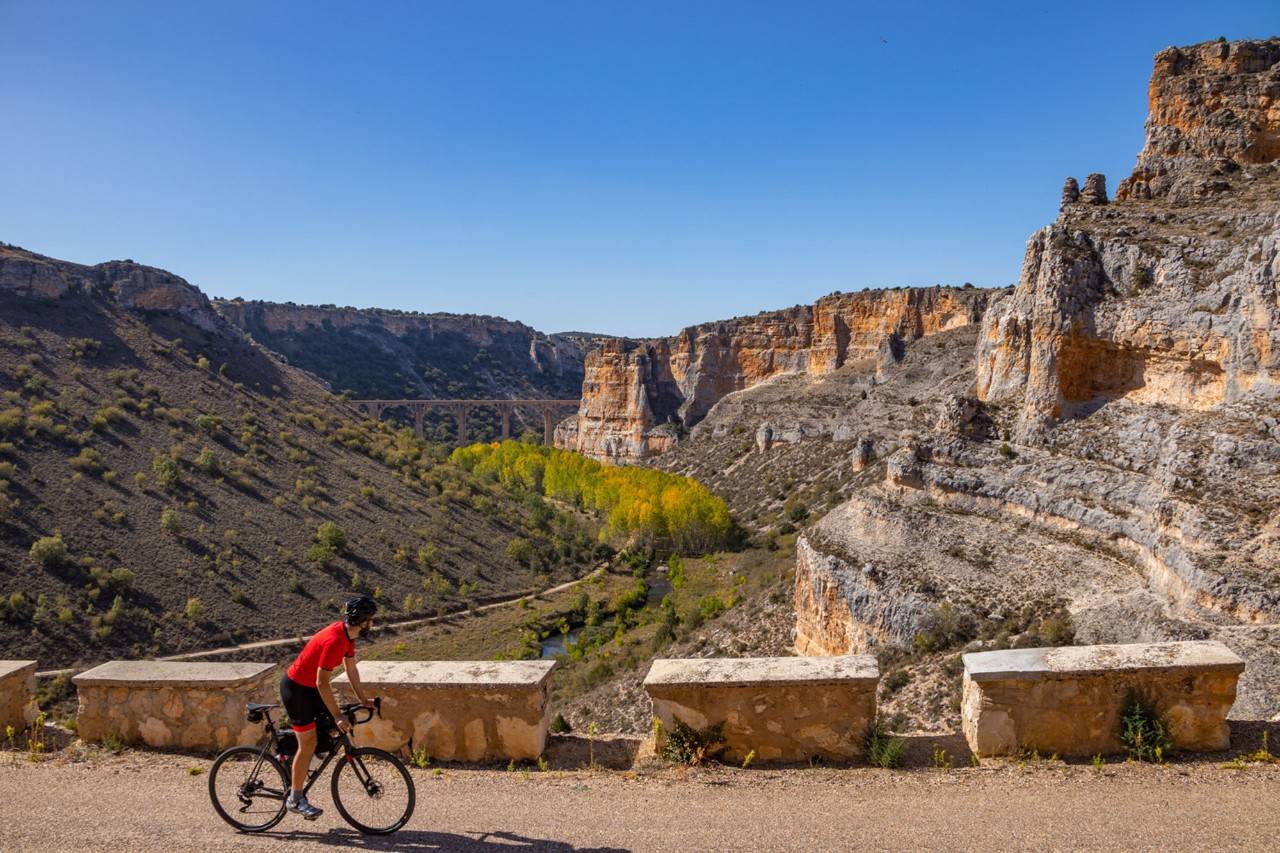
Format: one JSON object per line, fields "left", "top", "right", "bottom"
{"left": 790, "top": 38, "right": 1280, "bottom": 727}
{"left": 214, "top": 298, "right": 615, "bottom": 401}
{"left": 978, "top": 38, "right": 1280, "bottom": 441}
{"left": 558, "top": 286, "right": 990, "bottom": 463}
{"left": 1117, "top": 38, "right": 1280, "bottom": 201}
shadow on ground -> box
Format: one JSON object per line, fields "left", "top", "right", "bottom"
{"left": 269, "top": 828, "right": 629, "bottom": 852}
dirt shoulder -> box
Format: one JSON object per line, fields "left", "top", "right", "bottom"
{"left": 2, "top": 747, "right": 1278, "bottom": 852}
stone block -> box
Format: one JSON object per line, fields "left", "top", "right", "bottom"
{"left": 643, "top": 655, "right": 880, "bottom": 764}
{"left": 72, "top": 661, "right": 277, "bottom": 752}
{"left": 334, "top": 660, "right": 556, "bottom": 762}
{"left": 0, "top": 660, "right": 38, "bottom": 732}
{"left": 961, "top": 641, "right": 1244, "bottom": 757}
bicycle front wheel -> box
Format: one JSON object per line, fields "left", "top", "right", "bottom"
{"left": 208, "top": 745, "right": 289, "bottom": 832}
{"left": 330, "top": 747, "right": 415, "bottom": 834}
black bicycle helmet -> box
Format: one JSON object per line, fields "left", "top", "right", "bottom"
{"left": 343, "top": 595, "right": 378, "bottom": 624}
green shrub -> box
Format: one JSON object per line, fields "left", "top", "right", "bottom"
{"left": 151, "top": 454, "right": 180, "bottom": 489}
{"left": 549, "top": 713, "right": 572, "bottom": 734}
{"left": 195, "top": 447, "right": 220, "bottom": 475}
{"left": 68, "top": 448, "right": 103, "bottom": 472}
{"left": 696, "top": 595, "right": 727, "bottom": 621}
{"left": 194, "top": 414, "right": 221, "bottom": 434}
{"left": 783, "top": 497, "right": 809, "bottom": 523}
{"left": 306, "top": 543, "right": 336, "bottom": 567}
{"left": 864, "top": 719, "right": 907, "bottom": 768}
{"left": 666, "top": 554, "right": 686, "bottom": 589}
{"left": 660, "top": 718, "right": 726, "bottom": 765}
{"left": 314, "top": 521, "right": 346, "bottom": 552}
{"left": 29, "top": 535, "right": 68, "bottom": 568}
{"left": 160, "top": 507, "right": 182, "bottom": 535}
{"left": 505, "top": 537, "right": 533, "bottom": 565}
{"left": 184, "top": 597, "right": 203, "bottom": 620}
{"left": 1119, "top": 693, "right": 1174, "bottom": 763}
{"left": 882, "top": 669, "right": 911, "bottom": 695}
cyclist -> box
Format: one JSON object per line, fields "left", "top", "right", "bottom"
{"left": 279, "top": 595, "right": 379, "bottom": 820}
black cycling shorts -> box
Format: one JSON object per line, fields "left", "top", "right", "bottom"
{"left": 280, "top": 674, "right": 331, "bottom": 732}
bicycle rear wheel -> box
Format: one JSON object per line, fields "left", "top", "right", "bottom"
{"left": 330, "top": 747, "right": 415, "bottom": 834}
{"left": 208, "top": 746, "right": 289, "bottom": 832}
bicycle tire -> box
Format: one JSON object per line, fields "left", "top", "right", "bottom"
{"left": 330, "top": 747, "right": 415, "bottom": 835}
{"left": 208, "top": 745, "right": 290, "bottom": 833}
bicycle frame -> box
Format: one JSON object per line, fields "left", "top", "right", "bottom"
{"left": 240, "top": 704, "right": 377, "bottom": 802}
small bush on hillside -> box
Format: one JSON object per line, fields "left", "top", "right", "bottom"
{"left": 194, "top": 414, "right": 221, "bottom": 434}
{"left": 864, "top": 719, "right": 907, "bottom": 768}
{"left": 315, "top": 522, "right": 347, "bottom": 553}
{"left": 1119, "top": 693, "right": 1174, "bottom": 763}
{"left": 160, "top": 507, "right": 182, "bottom": 535}
{"left": 69, "top": 447, "right": 103, "bottom": 472}
{"left": 783, "top": 497, "right": 809, "bottom": 523}
{"left": 195, "top": 447, "right": 220, "bottom": 475}
{"left": 505, "top": 538, "right": 533, "bottom": 565}
{"left": 184, "top": 597, "right": 203, "bottom": 620}
{"left": 67, "top": 338, "right": 100, "bottom": 358}
{"left": 152, "top": 454, "right": 181, "bottom": 489}
{"left": 29, "top": 535, "right": 68, "bottom": 568}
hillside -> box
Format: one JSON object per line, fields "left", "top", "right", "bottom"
{"left": 214, "top": 299, "right": 619, "bottom": 442}
{"left": 0, "top": 244, "right": 602, "bottom": 668}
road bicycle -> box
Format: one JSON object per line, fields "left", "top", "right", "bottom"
{"left": 208, "top": 698, "right": 415, "bottom": 834}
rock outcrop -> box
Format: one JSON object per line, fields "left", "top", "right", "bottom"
{"left": 1116, "top": 38, "right": 1280, "bottom": 201}
{"left": 559, "top": 286, "right": 990, "bottom": 463}
{"left": 791, "top": 38, "right": 1280, "bottom": 727}
{"left": 0, "top": 243, "right": 222, "bottom": 332}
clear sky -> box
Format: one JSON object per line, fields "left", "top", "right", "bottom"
{"left": 2, "top": 2, "right": 1275, "bottom": 337}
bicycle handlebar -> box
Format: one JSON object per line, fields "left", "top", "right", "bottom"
{"left": 339, "top": 697, "right": 381, "bottom": 726}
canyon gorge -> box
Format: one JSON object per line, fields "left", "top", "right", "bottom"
{"left": 559, "top": 37, "right": 1280, "bottom": 727}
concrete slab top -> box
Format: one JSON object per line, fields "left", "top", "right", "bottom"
{"left": 644, "top": 655, "right": 879, "bottom": 688}
{"left": 334, "top": 660, "right": 556, "bottom": 689}
{"left": 963, "top": 640, "right": 1245, "bottom": 682}
{"left": 72, "top": 660, "right": 276, "bottom": 688}
{"left": 0, "top": 660, "right": 37, "bottom": 681}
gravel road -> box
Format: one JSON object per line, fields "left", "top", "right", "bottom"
{"left": 2, "top": 752, "right": 1277, "bottom": 851}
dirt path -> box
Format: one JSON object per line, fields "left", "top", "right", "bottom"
{"left": 2, "top": 753, "right": 1277, "bottom": 851}
{"left": 36, "top": 568, "right": 605, "bottom": 679}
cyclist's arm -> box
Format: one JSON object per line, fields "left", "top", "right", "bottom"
{"left": 315, "top": 667, "right": 346, "bottom": 726}
{"left": 343, "top": 656, "right": 372, "bottom": 706}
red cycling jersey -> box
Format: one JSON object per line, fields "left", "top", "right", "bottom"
{"left": 286, "top": 621, "right": 355, "bottom": 688}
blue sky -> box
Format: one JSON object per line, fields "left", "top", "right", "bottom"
{"left": 2, "top": 2, "right": 1276, "bottom": 337}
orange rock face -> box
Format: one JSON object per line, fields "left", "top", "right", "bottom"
{"left": 558, "top": 287, "right": 990, "bottom": 462}
{"left": 1117, "top": 38, "right": 1280, "bottom": 200}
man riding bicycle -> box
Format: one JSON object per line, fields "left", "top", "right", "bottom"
{"left": 280, "top": 595, "right": 378, "bottom": 820}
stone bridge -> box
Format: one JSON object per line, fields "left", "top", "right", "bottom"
{"left": 352, "top": 399, "right": 579, "bottom": 445}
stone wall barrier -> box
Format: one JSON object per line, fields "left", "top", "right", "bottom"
{"left": 961, "top": 640, "right": 1245, "bottom": 757}
{"left": 72, "top": 661, "right": 277, "bottom": 752}
{"left": 643, "top": 655, "right": 880, "bottom": 764}
{"left": 334, "top": 660, "right": 556, "bottom": 761}
{"left": 0, "top": 660, "right": 38, "bottom": 732}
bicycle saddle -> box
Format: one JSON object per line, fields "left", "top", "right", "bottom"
{"left": 246, "top": 702, "right": 280, "bottom": 712}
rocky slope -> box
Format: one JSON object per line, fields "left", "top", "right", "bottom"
{"left": 215, "top": 299, "right": 616, "bottom": 441}
{"left": 556, "top": 287, "right": 990, "bottom": 463}
{"left": 0, "top": 244, "right": 601, "bottom": 667}
{"left": 793, "top": 37, "right": 1280, "bottom": 725}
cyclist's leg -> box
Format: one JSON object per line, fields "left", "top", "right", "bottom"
{"left": 280, "top": 675, "right": 322, "bottom": 797}
{"left": 291, "top": 727, "right": 316, "bottom": 793}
